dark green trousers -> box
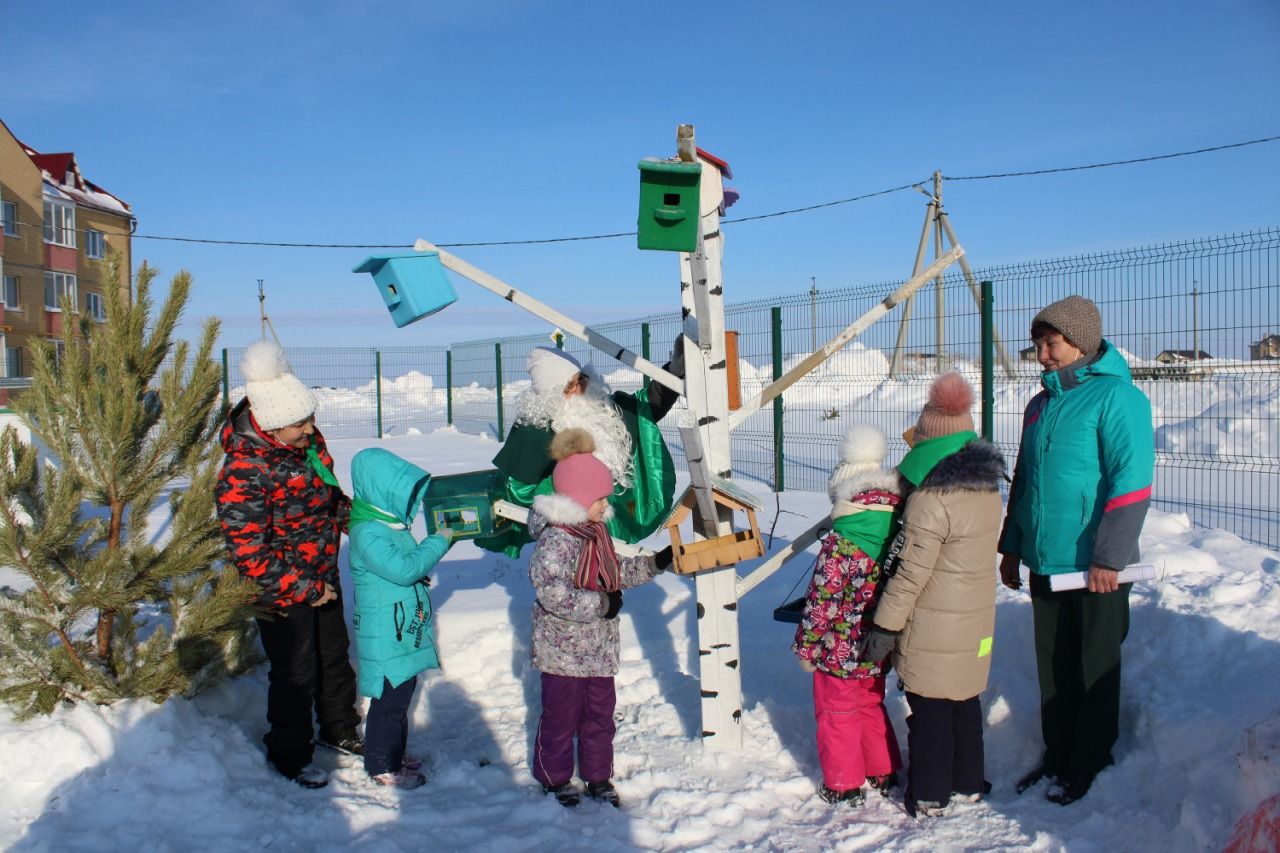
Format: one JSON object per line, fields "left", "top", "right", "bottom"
{"left": 1029, "top": 573, "right": 1130, "bottom": 790}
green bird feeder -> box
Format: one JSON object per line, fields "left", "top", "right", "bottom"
{"left": 637, "top": 160, "right": 702, "bottom": 252}
{"left": 421, "top": 469, "right": 510, "bottom": 541}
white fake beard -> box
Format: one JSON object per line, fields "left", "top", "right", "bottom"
{"left": 552, "top": 392, "right": 635, "bottom": 490}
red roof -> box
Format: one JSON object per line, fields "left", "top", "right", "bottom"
{"left": 29, "top": 152, "right": 79, "bottom": 188}
{"left": 18, "top": 139, "right": 130, "bottom": 213}
{"left": 696, "top": 147, "right": 732, "bottom": 179}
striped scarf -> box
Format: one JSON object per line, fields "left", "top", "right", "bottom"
{"left": 556, "top": 521, "right": 622, "bottom": 593}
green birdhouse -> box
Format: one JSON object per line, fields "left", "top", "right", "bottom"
{"left": 421, "top": 469, "right": 509, "bottom": 540}
{"left": 637, "top": 160, "right": 702, "bottom": 252}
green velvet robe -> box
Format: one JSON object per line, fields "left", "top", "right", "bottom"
{"left": 476, "top": 388, "right": 676, "bottom": 557}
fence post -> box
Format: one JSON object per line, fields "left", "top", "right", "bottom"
{"left": 375, "top": 350, "right": 384, "bottom": 438}
{"left": 221, "top": 348, "right": 230, "bottom": 409}
{"left": 446, "top": 349, "right": 453, "bottom": 427}
{"left": 495, "top": 342, "right": 505, "bottom": 442}
{"left": 980, "top": 280, "right": 994, "bottom": 442}
{"left": 771, "top": 306, "right": 785, "bottom": 492}
{"left": 641, "top": 322, "right": 651, "bottom": 362}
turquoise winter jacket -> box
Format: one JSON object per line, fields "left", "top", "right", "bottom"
{"left": 349, "top": 448, "right": 452, "bottom": 699}
{"left": 999, "top": 340, "right": 1154, "bottom": 575}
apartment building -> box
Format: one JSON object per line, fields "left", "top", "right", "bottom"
{"left": 0, "top": 117, "right": 133, "bottom": 389}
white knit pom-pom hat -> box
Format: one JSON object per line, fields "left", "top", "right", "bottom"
{"left": 827, "top": 424, "right": 889, "bottom": 501}
{"left": 240, "top": 340, "right": 316, "bottom": 431}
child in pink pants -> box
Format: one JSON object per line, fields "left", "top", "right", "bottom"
{"left": 793, "top": 424, "right": 904, "bottom": 806}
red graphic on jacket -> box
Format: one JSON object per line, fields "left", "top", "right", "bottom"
{"left": 215, "top": 399, "right": 350, "bottom": 609}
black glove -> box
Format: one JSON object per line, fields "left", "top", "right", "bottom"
{"left": 668, "top": 336, "right": 687, "bottom": 379}
{"left": 653, "top": 545, "right": 674, "bottom": 572}
{"left": 603, "top": 590, "right": 623, "bottom": 620}
{"left": 858, "top": 626, "right": 899, "bottom": 664}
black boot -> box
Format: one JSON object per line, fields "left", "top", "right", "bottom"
{"left": 272, "top": 761, "right": 329, "bottom": 790}
{"left": 819, "top": 785, "right": 866, "bottom": 807}
{"left": 317, "top": 731, "right": 365, "bottom": 757}
{"left": 866, "top": 773, "right": 899, "bottom": 796}
{"left": 543, "top": 782, "right": 581, "bottom": 807}
{"left": 1016, "top": 765, "right": 1053, "bottom": 795}
{"left": 586, "top": 780, "right": 621, "bottom": 808}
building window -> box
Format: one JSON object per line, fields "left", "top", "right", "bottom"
{"left": 44, "top": 272, "right": 77, "bottom": 311}
{"left": 3, "top": 346, "right": 20, "bottom": 379}
{"left": 2, "top": 274, "right": 18, "bottom": 309}
{"left": 1, "top": 201, "right": 16, "bottom": 237}
{"left": 43, "top": 200, "right": 76, "bottom": 248}
{"left": 85, "top": 292, "right": 106, "bottom": 321}
{"left": 85, "top": 229, "right": 105, "bottom": 259}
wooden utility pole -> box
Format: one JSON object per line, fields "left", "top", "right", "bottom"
{"left": 258, "top": 279, "right": 282, "bottom": 346}
{"left": 889, "top": 172, "right": 1015, "bottom": 377}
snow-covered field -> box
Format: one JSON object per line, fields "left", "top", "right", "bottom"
{"left": 2, "top": 427, "right": 1278, "bottom": 852}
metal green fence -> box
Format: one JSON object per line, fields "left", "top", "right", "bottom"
{"left": 221, "top": 227, "right": 1280, "bottom": 550}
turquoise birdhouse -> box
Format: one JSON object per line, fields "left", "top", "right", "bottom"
{"left": 353, "top": 251, "right": 458, "bottom": 328}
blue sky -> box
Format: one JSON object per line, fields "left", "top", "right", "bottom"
{"left": 3, "top": 0, "right": 1278, "bottom": 349}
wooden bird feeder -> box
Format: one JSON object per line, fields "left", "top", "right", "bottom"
{"left": 663, "top": 476, "right": 764, "bottom": 575}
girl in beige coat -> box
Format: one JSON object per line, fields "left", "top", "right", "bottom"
{"left": 859, "top": 373, "right": 1006, "bottom": 817}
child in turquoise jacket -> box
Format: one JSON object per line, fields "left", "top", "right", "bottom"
{"left": 349, "top": 447, "right": 455, "bottom": 789}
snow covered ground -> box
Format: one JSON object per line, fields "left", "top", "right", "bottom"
{"left": 2, "top": 428, "right": 1278, "bottom": 852}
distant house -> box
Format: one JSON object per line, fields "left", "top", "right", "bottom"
{"left": 1155, "top": 349, "right": 1212, "bottom": 364}
{"left": 1019, "top": 345, "right": 1038, "bottom": 362}
{"left": 0, "top": 116, "right": 134, "bottom": 401}
{"left": 894, "top": 352, "right": 940, "bottom": 373}
{"left": 1250, "top": 334, "right": 1280, "bottom": 360}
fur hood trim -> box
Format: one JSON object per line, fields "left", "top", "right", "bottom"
{"left": 531, "top": 493, "right": 615, "bottom": 526}
{"left": 831, "top": 468, "right": 902, "bottom": 505}
{"left": 918, "top": 439, "right": 1006, "bottom": 494}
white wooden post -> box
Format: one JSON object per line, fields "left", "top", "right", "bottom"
{"left": 677, "top": 137, "right": 744, "bottom": 750}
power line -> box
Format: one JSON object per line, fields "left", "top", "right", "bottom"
{"left": 942, "top": 134, "right": 1280, "bottom": 181}
{"left": 12, "top": 133, "right": 1277, "bottom": 250}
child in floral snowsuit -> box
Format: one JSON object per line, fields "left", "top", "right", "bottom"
{"left": 793, "top": 424, "right": 904, "bottom": 806}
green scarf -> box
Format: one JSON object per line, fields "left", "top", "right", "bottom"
{"left": 349, "top": 499, "right": 402, "bottom": 528}
{"left": 897, "top": 430, "right": 978, "bottom": 487}
{"left": 306, "top": 447, "right": 342, "bottom": 488}
{"left": 832, "top": 509, "right": 896, "bottom": 567}
{"left": 306, "top": 446, "right": 396, "bottom": 528}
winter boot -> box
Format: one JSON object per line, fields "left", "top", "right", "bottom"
{"left": 543, "top": 782, "right": 581, "bottom": 808}
{"left": 904, "top": 785, "right": 948, "bottom": 818}
{"left": 819, "top": 785, "right": 866, "bottom": 807}
{"left": 1046, "top": 778, "right": 1090, "bottom": 806}
{"left": 371, "top": 768, "right": 427, "bottom": 790}
{"left": 275, "top": 762, "right": 329, "bottom": 790}
{"left": 1015, "top": 765, "right": 1053, "bottom": 795}
{"left": 317, "top": 731, "right": 365, "bottom": 757}
{"left": 866, "top": 773, "right": 899, "bottom": 796}
{"left": 954, "top": 780, "right": 993, "bottom": 803}
{"left": 402, "top": 753, "right": 424, "bottom": 772}
{"left": 586, "top": 780, "right": 621, "bottom": 808}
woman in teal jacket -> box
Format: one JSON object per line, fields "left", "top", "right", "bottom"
{"left": 998, "top": 295, "right": 1154, "bottom": 806}
{"left": 349, "top": 447, "right": 455, "bottom": 789}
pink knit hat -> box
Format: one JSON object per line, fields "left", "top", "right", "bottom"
{"left": 914, "top": 373, "right": 976, "bottom": 441}
{"left": 550, "top": 428, "right": 614, "bottom": 511}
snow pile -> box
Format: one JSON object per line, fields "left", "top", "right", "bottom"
{"left": 1, "top": 429, "right": 1276, "bottom": 850}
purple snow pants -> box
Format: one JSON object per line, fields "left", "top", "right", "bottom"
{"left": 532, "top": 672, "right": 616, "bottom": 786}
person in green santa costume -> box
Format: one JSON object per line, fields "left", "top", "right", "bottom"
{"left": 476, "top": 344, "right": 682, "bottom": 558}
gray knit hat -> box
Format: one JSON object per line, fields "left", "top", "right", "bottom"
{"left": 1032, "top": 295, "right": 1102, "bottom": 356}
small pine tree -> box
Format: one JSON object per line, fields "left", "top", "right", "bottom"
{"left": 0, "top": 259, "right": 260, "bottom": 718}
